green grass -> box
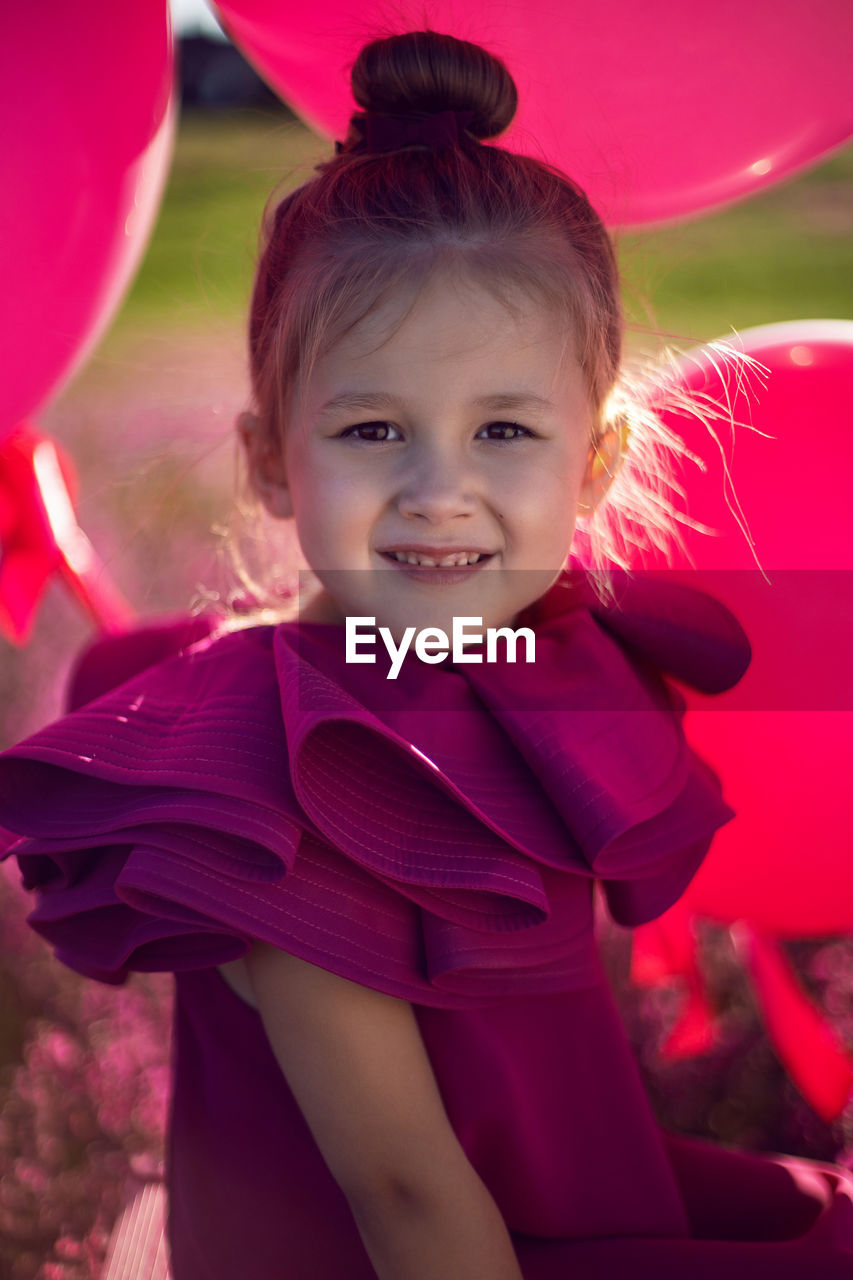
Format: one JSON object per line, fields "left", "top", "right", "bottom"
{"left": 117, "top": 109, "right": 323, "bottom": 326}
{"left": 619, "top": 145, "right": 853, "bottom": 343}
{"left": 113, "top": 109, "right": 853, "bottom": 347}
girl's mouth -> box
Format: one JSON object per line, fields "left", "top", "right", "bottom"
{"left": 378, "top": 549, "right": 495, "bottom": 583}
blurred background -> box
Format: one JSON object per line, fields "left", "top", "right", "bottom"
{"left": 0, "top": 3, "right": 851, "bottom": 1276}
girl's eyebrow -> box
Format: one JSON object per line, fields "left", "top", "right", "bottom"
{"left": 316, "top": 390, "right": 556, "bottom": 418}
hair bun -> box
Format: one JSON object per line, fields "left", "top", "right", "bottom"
{"left": 350, "top": 30, "right": 517, "bottom": 141}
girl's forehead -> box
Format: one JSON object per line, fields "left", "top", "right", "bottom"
{"left": 312, "top": 274, "right": 574, "bottom": 383}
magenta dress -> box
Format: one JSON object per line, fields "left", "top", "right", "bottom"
{"left": 1, "top": 573, "right": 851, "bottom": 1278}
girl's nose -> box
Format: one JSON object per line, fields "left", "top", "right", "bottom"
{"left": 396, "top": 449, "right": 478, "bottom": 523}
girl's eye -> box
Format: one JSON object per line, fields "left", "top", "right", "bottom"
{"left": 477, "top": 422, "right": 535, "bottom": 441}
{"left": 339, "top": 421, "right": 401, "bottom": 442}
{"left": 337, "top": 421, "right": 534, "bottom": 442}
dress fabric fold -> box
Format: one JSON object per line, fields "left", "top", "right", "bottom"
{"left": 3, "top": 572, "right": 851, "bottom": 1276}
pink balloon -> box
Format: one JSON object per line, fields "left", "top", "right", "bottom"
{"left": 645, "top": 321, "right": 853, "bottom": 936}
{"left": 0, "top": 1, "right": 175, "bottom": 439}
{"left": 212, "top": 0, "right": 852, "bottom": 226}
{"left": 628, "top": 324, "right": 853, "bottom": 1115}
{"left": 648, "top": 320, "right": 853, "bottom": 572}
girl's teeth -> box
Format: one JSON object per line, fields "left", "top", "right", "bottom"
{"left": 391, "top": 551, "right": 483, "bottom": 566}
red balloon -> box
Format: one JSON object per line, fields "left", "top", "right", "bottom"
{"left": 637, "top": 321, "right": 853, "bottom": 936}
{"left": 737, "top": 925, "right": 853, "bottom": 1120}
{"left": 212, "top": 0, "right": 852, "bottom": 226}
{"left": 0, "top": 425, "right": 133, "bottom": 644}
{"left": 0, "top": 1, "right": 175, "bottom": 439}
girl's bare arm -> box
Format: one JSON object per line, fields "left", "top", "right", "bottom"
{"left": 243, "top": 941, "right": 523, "bottom": 1280}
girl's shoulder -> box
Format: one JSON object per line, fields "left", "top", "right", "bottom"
{"left": 65, "top": 614, "right": 277, "bottom": 711}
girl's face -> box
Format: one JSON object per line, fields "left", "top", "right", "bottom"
{"left": 269, "top": 272, "right": 609, "bottom": 639}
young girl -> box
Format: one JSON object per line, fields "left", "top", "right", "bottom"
{"left": 1, "top": 29, "right": 852, "bottom": 1280}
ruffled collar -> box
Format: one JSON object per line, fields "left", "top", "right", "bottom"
{"left": 0, "top": 570, "right": 749, "bottom": 1002}
{"left": 273, "top": 570, "right": 748, "bottom": 923}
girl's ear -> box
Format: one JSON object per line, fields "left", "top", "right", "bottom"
{"left": 237, "top": 411, "right": 294, "bottom": 520}
{"left": 578, "top": 426, "right": 622, "bottom": 516}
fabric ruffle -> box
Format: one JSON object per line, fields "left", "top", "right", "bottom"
{"left": 0, "top": 572, "right": 749, "bottom": 1006}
